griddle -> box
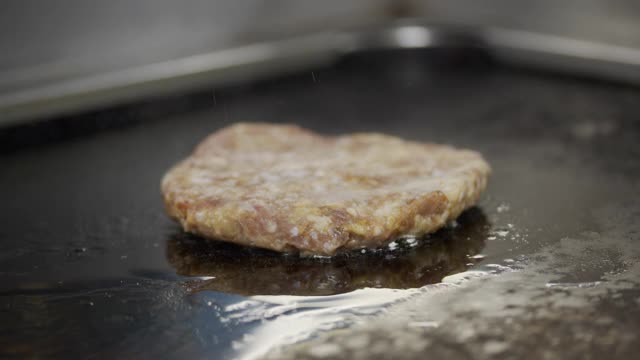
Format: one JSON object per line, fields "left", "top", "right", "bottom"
{"left": 1, "top": 40, "right": 639, "bottom": 359}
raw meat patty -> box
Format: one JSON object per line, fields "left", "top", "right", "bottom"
{"left": 161, "top": 123, "right": 490, "bottom": 256}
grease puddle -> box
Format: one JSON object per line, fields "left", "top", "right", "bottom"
{"left": 192, "top": 262, "right": 517, "bottom": 360}
{"left": 171, "top": 208, "right": 524, "bottom": 359}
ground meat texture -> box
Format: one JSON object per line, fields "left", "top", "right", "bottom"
{"left": 161, "top": 123, "right": 491, "bottom": 256}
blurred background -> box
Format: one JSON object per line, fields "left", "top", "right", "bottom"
{"left": 2, "top": 0, "right": 640, "bottom": 127}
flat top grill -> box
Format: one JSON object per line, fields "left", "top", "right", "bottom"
{"left": 1, "top": 48, "right": 639, "bottom": 359}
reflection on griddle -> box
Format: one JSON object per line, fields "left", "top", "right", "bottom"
{"left": 167, "top": 208, "right": 488, "bottom": 296}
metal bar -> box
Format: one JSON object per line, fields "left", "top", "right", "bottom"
{"left": 0, "top": 32, "right": 353, "bottom": 127}
{"left": 3, "top": 23, "right": 640, "bottom": 127}
{"left": 482, "top": 28, "right": 640, "bottom": 84}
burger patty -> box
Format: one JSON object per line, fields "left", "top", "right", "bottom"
{"left": 161, "top": 123, "right": 490, "bottom": 255}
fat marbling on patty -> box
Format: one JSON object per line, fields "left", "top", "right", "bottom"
{"left": 161, "top": 123, "right": 490, "bottom": 256}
